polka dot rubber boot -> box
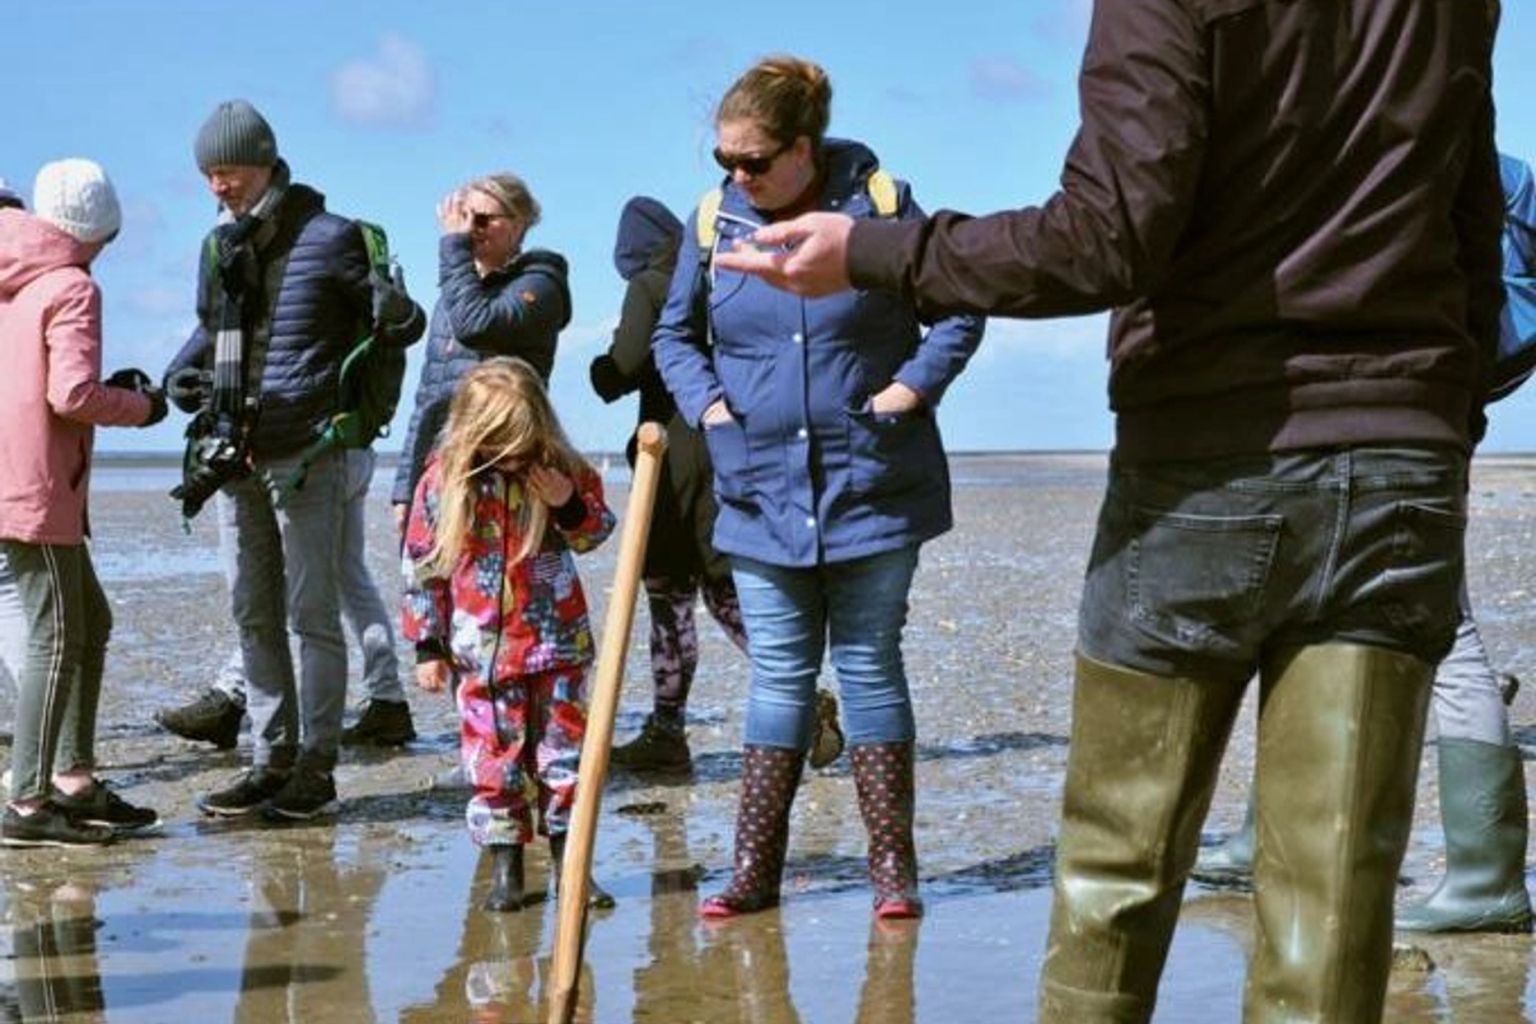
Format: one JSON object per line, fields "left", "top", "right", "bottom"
{"left": 699, "top": 745, "right": 805, "bottom": 919}
{"left": 850, "top": 742, "right": 923, "bottom": 920}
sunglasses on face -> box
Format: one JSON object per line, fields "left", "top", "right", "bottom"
{"left": 470, "top": 211, "right": 511, "bottom": 231}
{"left": 712, "top": 139, "right": 791, "bottom": 177}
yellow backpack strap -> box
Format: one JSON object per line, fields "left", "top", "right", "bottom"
{"left": 866, "top": 170, "right": 899, "bottom": 217}
{"left": 695, "top": 187, "right": 724, "bottom": 253}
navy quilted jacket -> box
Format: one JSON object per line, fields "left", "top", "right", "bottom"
{"left": 390, "top": 236, "right": 571, "bottom": 505}
{"left": 166, "top": 182, "right": 426, "bottom": 458}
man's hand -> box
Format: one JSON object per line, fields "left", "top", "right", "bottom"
{"left": 701, "top": 400, "right": 736, "bottom": 428}
{"left": 527, "top": 464, "right": 575, "bottom": 507}
{"left": 712, "top": 212, "right": 855, "bottom": 297}
{"left": 371, "top": 262, "right": 414, "bottom": 327}
{"left": 165, "top": 366, "right": 210, "bottom": 413}
{"left": 416, "top": 659, "right": 452, "bottom": 693}
{"left": 869, "top": 381, "right": 923, "bottom": 415}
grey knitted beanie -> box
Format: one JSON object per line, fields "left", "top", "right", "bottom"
{"left": 194, "top": 100, "right": 278, "bottom": 170}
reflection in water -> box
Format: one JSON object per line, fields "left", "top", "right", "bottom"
{"left": 399, "top": 852, "right": 594, "bottom": 1023}
{"left": 232, "top": 832, "right": 373, "bottom": 1022}
{"left": 1, "top": 879, "right": 107, "bottom": 1023}
{"left": 856, "top": 920, "right": 919, "bottom": 1024}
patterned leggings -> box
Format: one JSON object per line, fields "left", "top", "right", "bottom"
{"left": 459, "top": 665, "right": 587, "bottom": 847}
{"left": 644, "top": 574, "right": 748, "bottom": 715}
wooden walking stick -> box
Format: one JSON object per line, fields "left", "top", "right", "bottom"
{"left": 547, "top": 421, "right": 667, "bottom": 1024}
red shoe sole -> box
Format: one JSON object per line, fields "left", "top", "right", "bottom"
{"left": 875, "top": 898, "right": 923, "bottom": 920}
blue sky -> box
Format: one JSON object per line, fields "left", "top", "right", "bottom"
{"left": 6, "top": 0, "right": 1535, "bottom": 452}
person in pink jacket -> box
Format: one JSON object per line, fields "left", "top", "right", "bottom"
{"left": 0, "top": 158, "right": 166, "bottom": 848}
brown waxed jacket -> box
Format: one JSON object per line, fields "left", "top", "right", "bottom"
{"left": 849, "top": 0, "right": 1503, "bottom": 460}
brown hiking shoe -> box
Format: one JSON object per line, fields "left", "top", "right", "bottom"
{"left": 808, "top": 689, "right": 845, "bottom": 769}
{"left": 612, "top": 714, "right": 691, "bottom": 771}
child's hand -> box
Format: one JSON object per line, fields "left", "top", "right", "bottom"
{"left": 416, "top": 660, "right": 453, "bottom": 693}
{"left": 527, "top": 464, "right": 575, "bottom": 507}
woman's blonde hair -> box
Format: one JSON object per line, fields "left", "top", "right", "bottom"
{"left": 424, "top": 357, "right": 585, "bottom": 573}
{"left": 716, "top": 55, "right": 832, "bottom": 148}
{"left": 463, "top": 171, "right": 542, "bottom": 228}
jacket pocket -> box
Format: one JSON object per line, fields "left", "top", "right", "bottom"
{"left": 845, "top": 407, "right": 938, "bottom": 498}
{"left": 703, "top": 419, "right": 753, "bottom": 503}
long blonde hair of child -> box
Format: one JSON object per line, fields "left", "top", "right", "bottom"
{"left": 423, "top": 357, "right": 588, "bottom": 574}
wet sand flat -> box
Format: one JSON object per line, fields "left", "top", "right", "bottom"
{"left": 3, "top": 453, "right": 1536, "bottom": 1022}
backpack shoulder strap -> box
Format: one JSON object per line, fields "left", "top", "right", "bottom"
{"left": 866, "top": 169, "right": 899, "bottom": 218}
{"left": 353, "top": 220, "right": 391, "bottom": 276}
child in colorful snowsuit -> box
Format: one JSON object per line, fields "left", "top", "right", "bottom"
{"left": 402, "top": 357, "right": 616, "bottom": 912}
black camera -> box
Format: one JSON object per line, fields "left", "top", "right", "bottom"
{"left": 172, "top": 417, "right": 250, "bottom": 519}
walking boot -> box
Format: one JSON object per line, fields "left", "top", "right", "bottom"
{"left": 1396, "top": 737, "right": 1532, "bottom": 933}
{"left": 699, "top": 744, "right": 805, "bottom": 919}
{"left": 611, "top": 713, "right": 691, "bottom": 772}
{"left": 850, "top": 741, "right": 922, "bottom": 918}
{"left": 1244, "top": 643, "right": 1433, "bottom": 1023}
{"left": 483, "top": 845, "right": 524, "bottom": 912}
{"left": 154, "top": 688, "right": 245, "bottom": 749}
{"left": 1190, "top": 792, "right": 1256, "bottom": 889}
{"left": 1038, "top": 654, "right": 1245, "bottom": 1024}
{"left": 547, "top": 833, "right": 616, "bottom": 909}
{"left": 808, "top": 689, "right": 846, "bottom": 770}
{"left": 340, "top": 699, "right": 417, "bottom": 747}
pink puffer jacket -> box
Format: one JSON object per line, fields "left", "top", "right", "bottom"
{"left": 0, "top": 208, "right": 150, "bottom": 545}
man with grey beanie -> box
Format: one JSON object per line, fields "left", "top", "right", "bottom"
{"left": 161, "top": 99, "right": 426, "bottom": 821}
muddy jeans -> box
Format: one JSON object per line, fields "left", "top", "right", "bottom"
{"left": 0, "top": 540, "right": 111, "bottom": 801}
{"left": 212, "top": 448, "right": 404, "bottom": 706}
{"left": 218, "top": 449, "right": 347, "bottom": 772}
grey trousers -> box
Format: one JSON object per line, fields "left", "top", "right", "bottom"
{"left": 217, "top": 449, "right": 348, "bottom": 771}
{"left": 212, "top": 448, "right": 404, "bottom": 707}
{"left": 0, "top": 547, "right": 23, "bottom": 692}
{"left": 0, "top": 540, "right": 110, "bottom": 801}
{"left": 1433, "top": 581, "right": 1511, "bottom": 746}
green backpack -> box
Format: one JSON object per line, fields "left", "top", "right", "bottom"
{"left": 280, "top": 220, "right": 407, "bottom": 500}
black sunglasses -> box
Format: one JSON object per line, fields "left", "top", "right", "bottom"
{"left": 470, "top": 211, "right": 511, "bottom": 230}
{"left": 712, "top": 140, "right": 791, "bottom": 177}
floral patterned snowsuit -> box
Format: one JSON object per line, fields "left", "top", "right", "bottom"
{"left": 402, "top": 457, "right": 615, "bottom": 846}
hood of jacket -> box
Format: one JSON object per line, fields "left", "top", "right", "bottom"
{"left": 613, "top": 197, "right": 682, "bottom": 281}
{"left": 0, "top": 208, "right": 94, "bottom": 301}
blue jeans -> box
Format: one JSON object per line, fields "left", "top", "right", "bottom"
{"left": 731, "top": 546, "right": 919, "bottom": 749}
{"left": 1078, "top": 446, "right": 1468, "bottom": 681}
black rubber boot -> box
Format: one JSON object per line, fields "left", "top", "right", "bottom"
{"left": 1396, "top": 738, "right": 1532, "bottom": 933}
{"left": 548, "top": 833, "right": 615, "bottom": 909}
{"left": 482, "top": 845, "right": 524, "bottom": 912}
{"left": 1190, "top": 792, "right": 1256, "bottom": 889}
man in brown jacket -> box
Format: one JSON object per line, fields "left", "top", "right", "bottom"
{"left": 719, "top": 2, "right": 1503, "bottom": 1020}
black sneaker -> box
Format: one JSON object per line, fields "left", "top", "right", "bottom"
{"left": 53, "top": 783, "right": 161, "bottom": 835}
{"left": 2, "top": 802, "right": 115, "bottom": 848}
{"left": 155, "top": 688, "right": 245, "bottom": 749}
{"left": 199, "top": 767, "right": 291, "bottom": 817}
{"left": 262, "top": 767, "right": 338, "bottom": 821}
{"left": 612, "top": 714, "right": 691, "bottom": 771}
{"left": 340, "top": 699, "right": 417, "bottom": 747}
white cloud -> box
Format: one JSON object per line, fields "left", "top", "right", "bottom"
{"left": 970, "top": 56, "right": 1052, "bottom": 104}
{"left": 331, "top": 34, "right": 435, "bottom": 130}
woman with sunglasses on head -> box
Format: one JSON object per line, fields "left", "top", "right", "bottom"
{"left": 391, "top": 173, "right": 573, "bottom": 535}
{"left": 653, "top": 54, "right": 986, "bottom": 920}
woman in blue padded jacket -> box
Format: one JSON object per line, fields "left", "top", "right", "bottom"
{"left": 653, "top": 54, "right": 985, "bottom": 920}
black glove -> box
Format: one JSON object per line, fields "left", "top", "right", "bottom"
{"left": 140, "top": 386, "right": 168, "bottom": 427}
{"left": 165, "top": 366, "right": 211, "bottom": 413}
{"left": 371, "top": 262, "right": 414, "bottom": 327}
{"left": 589, "top": 354, "right": 629, "bottom": 403}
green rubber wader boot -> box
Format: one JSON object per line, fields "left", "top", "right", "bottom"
{"left": 1038, "top": 653, "right": 1246, "bottom": 1024}
{"left": 1192, "top": 791, "right": 1257, "bottom": 889}
{"left": 1395, "top": 737, "right": 1532, "bottom": 933}
{"left": 1244, "top": 643, "right": 1433, "bottom": 1024}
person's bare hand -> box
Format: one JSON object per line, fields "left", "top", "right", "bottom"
{"left": 870, "top": 381, "right": 922, "bottom": 415}
{"left": 393, "top": 502, "right": 409, "bottom": 535}
{"left": 436, "top": 190, "right": 470, "bottom": 235}
{"left": 416, "top": 660, "right": 452, "bottom": 693}
{"left": 527, "top": 464, "right": 575, "bottom": 507}
{"left": 701, "top": 399, "right": 736, "bottom": 428}
{"left": 712, "top": 212, "right": 855, "bottom": 297}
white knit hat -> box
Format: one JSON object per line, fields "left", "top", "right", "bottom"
{"left": 32, "top": 159, "right": 122, "bottom": 244}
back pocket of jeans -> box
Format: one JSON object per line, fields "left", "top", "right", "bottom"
{"left": 1127, "top": 508, "right": 1282, "bottom": 652}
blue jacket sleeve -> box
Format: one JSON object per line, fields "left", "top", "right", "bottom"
{"left": 651, "top": 212, "right": 722, "bottom": 427}
{"left": 887, "top": 183, "right": 987, "bottom": 406}
{"left": 438, "top": 234, "right": 567, "bottom": 355}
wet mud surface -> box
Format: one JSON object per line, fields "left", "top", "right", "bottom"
{"left": 4, "top": 454, "right": 1536, "bottom": 1021}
